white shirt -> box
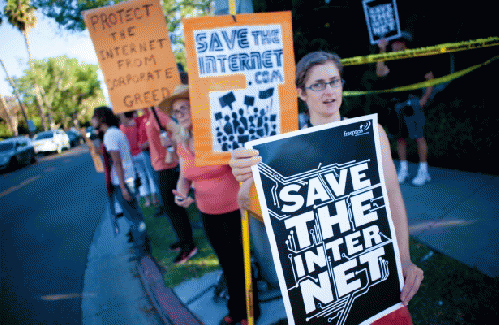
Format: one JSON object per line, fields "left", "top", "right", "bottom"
{"left": 103, "top": 126, "right": 135, "bottom": 186}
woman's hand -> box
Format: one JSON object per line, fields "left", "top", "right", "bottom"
{"left": 400, "top": 258, "right": 424, "bottom": 306}
{"left": 172, "top": 189, "right": 194, "bottom": 208}
{"left": 229, "top": 148, "right": 262, "bottom": 183}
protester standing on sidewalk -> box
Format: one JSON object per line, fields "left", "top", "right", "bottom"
{"left": 121, "top": 111, "right": 159, "bottom": 208}
{"left": 92, "top": 106, "right": 150, "bottom": 255}
{"left": 230, "top": 51, "right": 423, "bottom": 324}
{"left": 162, "top": 84, "right": 260, "bottom": 325}
{"left": 376, "top": 31, "right": 434, "bottom": 186}
{"left": 137, "top": 109, "right": 162, "bottom": 207}
{"left": 91, "top": 130, "right": 123, "bottom": 234}
{"left": 143, "top": 103, "right": 197, "bottom": 264}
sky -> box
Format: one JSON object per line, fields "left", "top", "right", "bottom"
{"left": 0, "top": 8, "right": 111, "bottom": 104}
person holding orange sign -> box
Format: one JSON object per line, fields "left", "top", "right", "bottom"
{"left": 229, "top": 51, "right": 423, "bottom": 324}
{"left": 162, "top": 84, "right": 259, "bottom": 325}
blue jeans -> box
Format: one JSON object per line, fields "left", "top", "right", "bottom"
{"left": 142, "top": 150, "right": 162, "bottom": 206}
{"left": 110, "top": 183, "right": 147, "bottom": 247}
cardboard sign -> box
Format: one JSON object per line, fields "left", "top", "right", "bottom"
{"left": 247, "top": 114, "right": 404, "bottom": 325}
{"left": 362, "top": 0, "right": 401, "bottom": 45}
{"left": 83, "top": 0, "right": 180, "bottom": 113}
{"left": 183, "top": 12, "right": 298, "bottom": 166}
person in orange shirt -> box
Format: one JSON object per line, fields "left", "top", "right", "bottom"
{"left": 142, "top": 104, "right": 197, "bottom": 264}
{"left": 162, "top": 84, "right": 259, "bottom": 325}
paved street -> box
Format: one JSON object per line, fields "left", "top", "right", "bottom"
{"left": 0, "top": 146, "right": 107, "bottom": 324}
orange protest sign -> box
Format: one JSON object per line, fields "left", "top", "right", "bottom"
{"left": 82, "top": 0, "right": 180, "bottom": 113}
{"left": 183, "top": 12, "right": 298, "bottom": 166}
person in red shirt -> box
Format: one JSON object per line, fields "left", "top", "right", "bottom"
{"left": 120, "top": 111, "right": 159, "bottom": 207}
{"left": 136, "top": 109, "right": 161, "bottom": 203}
{"left": 162, "top": 84, "right": 259, "bottom": 325}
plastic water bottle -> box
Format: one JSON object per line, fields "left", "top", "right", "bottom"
{"left": 160, "top": 131, "right": 175, "bottom": 164}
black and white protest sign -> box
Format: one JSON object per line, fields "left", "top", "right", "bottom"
{"left": 362, "top": 0, "right": 401, "bottom": 45}
{"left": 247, "top": 114, "right": 404, "bottom": 325}
{"left": 194, "top": 25, "right": 283, "bottom": 152}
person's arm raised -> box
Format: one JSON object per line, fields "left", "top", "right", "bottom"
{"left": 376, "top": 38, "right": 390, "bottom": 77}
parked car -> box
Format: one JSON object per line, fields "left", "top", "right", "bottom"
{"left": 0, "top": 137, "right": 37, "bottom": 171}
{"left": 32, "top": 130, "right": 70, "bottom": 154}
{"left": 86, "top": 126, "right": 99, "bottom": 140}
{"left": 66, "top": 129, "right": 83, "bottom": 147}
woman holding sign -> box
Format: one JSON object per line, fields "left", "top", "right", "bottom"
{"left": 230, "top": 51, "right": 423, "bottom": 324}
{"left": 161, "top": 84, "right": 259, "bottom": 325}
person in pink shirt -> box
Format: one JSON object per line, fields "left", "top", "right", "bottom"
{"left": 162, "top": 84, "right": 259, "bottom": 325}
{"left": 120, "top": 111, "right": 159, "bottom": 207}
{"left": 143, "top": 103, "right": 197, "bottom": 264}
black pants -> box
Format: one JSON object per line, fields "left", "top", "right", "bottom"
{"left": 158, "top": 168, "right": 194, "bottom": 251}
{"left": 201, "top": 210, "right": 260, "bottom": 321}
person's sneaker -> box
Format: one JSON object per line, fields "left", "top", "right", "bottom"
{"left": 397, "top": 168, "right": 409, "bottom": 183}
{"left": 219, "top": 315, "right": 238, "bottom": 325}
{"left": 173, "top": 246, "right": 197, "bottom": 264}
{"left": 169, "top": 242, "right": 181, "bottom": 252}
{"left": 412, "top": 169, "right": 431, "bottom": 186}
{"left": 219, "top": 315, "right": 248, "bottom": 325}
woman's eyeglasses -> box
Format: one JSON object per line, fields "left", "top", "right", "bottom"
{"left": 173, "top": 106, "right": 189, "bottom": 118}
{"left": 305, "top": 79, "right": 344, "bottom": 92}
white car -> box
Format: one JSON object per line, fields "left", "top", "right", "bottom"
{"left": 33, "top": 130, "right": 70, "bottom": 154}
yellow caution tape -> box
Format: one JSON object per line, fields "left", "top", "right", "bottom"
{"left": 229, "top": 0, "right": 236, "bottom": 15}
{"left": 344, "top": 55, "right": 499, "bottom": 96}
{"left": 341, "top": 37, "right": 499, "bottom": 66}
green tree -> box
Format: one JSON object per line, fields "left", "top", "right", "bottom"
{"left": 32, "top": 0, "right": 213, "bottom": 66}
{"left": 32, "top": 0, "right": 212, "bottom": 35}
{"left": 0, "top": 94, "right": 19, "bottom": 136}
{"left": 4, "top": 0, "right": 50, "bottom": 131}
{"left": 14, "top": 56, "right": 106, "bottom": 129}
{"left": 0, "top": 58, "right": 32, "bottom": 136}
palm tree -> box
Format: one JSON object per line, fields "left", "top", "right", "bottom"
{"left": 4, "top": 0, "right": 49, "bottom": 131}
{"left": 0, "top": 58, "right": 32, "bottom": 137}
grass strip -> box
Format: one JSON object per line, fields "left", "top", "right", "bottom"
{"left": 141, "top": 199, "right": 499, "bottom": 324}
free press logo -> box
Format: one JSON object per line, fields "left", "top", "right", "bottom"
{"left": 343, "top": 121, "right": 371, "bottom": 137}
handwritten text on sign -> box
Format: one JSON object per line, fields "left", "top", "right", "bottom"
{"left": 84, "top": 0, "right": 179, "bottom": 112}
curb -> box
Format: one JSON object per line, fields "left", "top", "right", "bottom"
{"left": 138, "top": 254, "right": 204, "bottom": 325}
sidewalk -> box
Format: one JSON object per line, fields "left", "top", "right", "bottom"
{"left": 84, "top": 162, "right": 498, "bottom": 325}
{"left": 82, "top": 206, "right": 164, "bottom": 324}
{"left": 400, "top": 161, "right": 499, "bottom": 278}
